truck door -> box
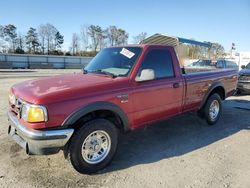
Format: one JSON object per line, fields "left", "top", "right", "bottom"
{"left": 131, "top": 47, "right": 184, "bottom": 128}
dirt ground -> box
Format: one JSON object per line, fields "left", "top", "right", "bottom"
{"left": 0, "top": 69, "right": 250, "bottom": 188}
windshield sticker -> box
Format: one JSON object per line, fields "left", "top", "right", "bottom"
{"left": 120, "top": 48, "right": 135, "bottom": 59}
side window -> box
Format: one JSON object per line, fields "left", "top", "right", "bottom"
{"left": 216, "top": 61, "right": 223, "bottom": 68}
{"left": 138, "top": 49, "right": 174, "bottom": 79}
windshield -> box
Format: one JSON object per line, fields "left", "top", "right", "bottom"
{"left": 84, "top": 47, "right": 142, "bottom": 77}
{"left": 246, "top": 63, "right": 250, "bottom": 69}
{"left": 191, "top": 60, "right": 213, "bottom": 67}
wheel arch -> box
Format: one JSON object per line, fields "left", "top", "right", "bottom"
{"left": 199, "top": 82, "right": 225, "bottom": 110}
{"left": 62, "top": 101, "right": 130, "bottom": 132}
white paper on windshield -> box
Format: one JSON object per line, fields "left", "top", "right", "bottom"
{"left": 120, "top": 48, "right": 135, "bottom": 59}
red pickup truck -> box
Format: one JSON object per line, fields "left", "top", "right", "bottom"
{"left": 8, "top": 45, "right": 237, "bottom": 174}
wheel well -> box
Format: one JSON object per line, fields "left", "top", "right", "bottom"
{"left": 70, "top": 110, "right": 124, "bottom": 131}
{"left": 208, "top": 86, "right": 225, "bottom": 100}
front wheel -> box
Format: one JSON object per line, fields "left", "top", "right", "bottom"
{"left": 68, "top": 119, "right": 118, "bottom": 174}
{"left": 204, "top": 93, "right": 222, "bottom": 125}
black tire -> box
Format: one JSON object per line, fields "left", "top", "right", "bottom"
{"left": 68, "top": 118, "right": 118, "bottom": 174}
{"left": 204, "top": 93, "right": 222, "bottom": 125}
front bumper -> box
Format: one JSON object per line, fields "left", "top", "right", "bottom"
{"left": 7, "top": 111, "right": 74, "bottom": 155}
{"left": 237, "top": 81, "right": 250, "bottom": 94}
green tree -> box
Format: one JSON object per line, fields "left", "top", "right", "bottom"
{"left": 26, "top": 27, "right": 39, "bottom": 53}
{"left": 55, "top": 31, "right": 64, "bottom": 50}
{"left": 3, "top": 24, "right": 17, "bottom": 52}
{"left": 88, "top": 25, "right": 105, "bottom": 52}
{"left": 16, "top": 33, "right": 25, "bottom": 54}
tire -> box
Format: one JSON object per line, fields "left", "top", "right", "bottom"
{"left": 204, "top": 93, "right": 222, "bottom": 125}
{"left": 68, "top": 118, "right": 118, "bottom": 174}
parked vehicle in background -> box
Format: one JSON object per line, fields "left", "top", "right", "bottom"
{"left": 237, "top": 62, "right": 250, "bottom": 94}
{"left": 216, "top": 59, "right": 238, "bottom": 70}
{"left": 189, "top": 59, "right": 214, "bottom": 67}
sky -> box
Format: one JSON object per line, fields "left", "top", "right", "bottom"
{"left": 0, "top": 0, "right": 250, "bottom": 52}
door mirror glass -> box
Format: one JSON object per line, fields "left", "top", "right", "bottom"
{"left": 135, "top": 69, "right": 155, "bottom": 82}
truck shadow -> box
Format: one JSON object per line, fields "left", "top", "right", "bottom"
{"left": 100, "top": 101, "right": 250, "bottom": 174}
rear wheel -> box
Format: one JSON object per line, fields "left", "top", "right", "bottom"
{"left": 68, "top": 119, "right": 118, "bottom": 174}
{"left": 204, "top": 93, "right": 222, "bottom": 125}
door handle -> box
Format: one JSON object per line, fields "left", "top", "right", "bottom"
{"left": 173, "top": 83, "right": 180, "bottom": 88}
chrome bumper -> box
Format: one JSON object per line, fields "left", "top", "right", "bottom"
{"left": 7, "top": 111, "right": 74, "bottom": 155}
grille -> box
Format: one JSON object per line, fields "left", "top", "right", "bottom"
{"left": 10, "top": 97, "right": 23, "bottom": 118}
{"left": 239, "top": 75, "right": 250, "bottom": 81}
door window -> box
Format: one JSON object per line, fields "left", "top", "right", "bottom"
{"left": 137, "top": 49, "right": 174, "bottom": 79}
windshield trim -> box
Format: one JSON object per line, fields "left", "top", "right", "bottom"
{"left": 246, "top": 63, "right": 250, "bottom": 69}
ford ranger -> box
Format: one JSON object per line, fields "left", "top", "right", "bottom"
{"left": 8, "top": 44, "right": 237, "bottom": 174}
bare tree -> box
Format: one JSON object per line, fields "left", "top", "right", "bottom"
{"left": 38, "top": 23, "right": 57, "bottom": 54}
{"left": 106, "top": 26, "right": 117, "bottom": 46}
{"left": 71, "top": 33, "right": 80, "bottom": 55}
{"left": 38, "top": 25, "right": 47, "bottom": 54}
{"left": 115, "top": 29, "right": 128, "bottom": 45}
{"left": 106, "top": 26, "right": 129, "bottom": 46}
{"left": 210, "top": 43, "right": 225, "bottom": 59}
{"left": 81, "top": 25, "right": 89, "bottom": 51}
{"left": 133, "top": 32, "right": 147, "bottom": 44}
{"left": 0, "top": 25, "right": 7, "bottom": 52}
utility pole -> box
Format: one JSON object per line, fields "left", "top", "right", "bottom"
{"left": 231, "top": 43, "right": 236, "bottom": 58}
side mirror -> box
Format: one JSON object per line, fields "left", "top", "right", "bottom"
{"left": 241, "top": 65, "right": 246, "bottom": 69}
{"left": 135, "top": 69, "right": 155, "bottom": 82}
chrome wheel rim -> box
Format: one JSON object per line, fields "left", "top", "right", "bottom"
{"left": 81, "top": 130, "right": 111, "bottom": 164}
{"left": 209, "top": 100, "right": 220, "bottom": 120}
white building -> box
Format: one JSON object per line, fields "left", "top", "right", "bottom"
{"left": 238, "top": 52, "right": 250, "bottom": 67}
{"left": 228, "top": 51, "right": 250, "bottom": 69}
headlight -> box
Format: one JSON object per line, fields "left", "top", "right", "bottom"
{"left": 21, "top": 103, "right": 48, "bottom": 123}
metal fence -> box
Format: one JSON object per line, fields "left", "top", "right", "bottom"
{"left": 0, "top": 54, "right": 93, "bottom": 69}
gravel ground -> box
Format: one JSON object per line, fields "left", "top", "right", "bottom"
{"left": 0, "top": 69, "right": 250, "bottom": 188}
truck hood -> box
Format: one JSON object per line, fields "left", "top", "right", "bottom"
{"left": 11, "top": 72, "right": 128, "bottom": 104}
{"left": 239, "top": 69, "right": 250, "bottom": 75}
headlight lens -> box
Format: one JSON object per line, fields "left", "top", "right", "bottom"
{"left": 21, "top": 104, "right": 48, "bottom": 123}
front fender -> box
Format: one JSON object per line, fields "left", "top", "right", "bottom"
{"left": 62, "top": 101, "right": 130, "bottom": 131}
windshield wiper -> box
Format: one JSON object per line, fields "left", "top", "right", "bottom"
{"left": 82, "top": 68, "right": 88, "bottom": 74}
{"left": 90, "top": 69, "right": 117, "bottom": 78}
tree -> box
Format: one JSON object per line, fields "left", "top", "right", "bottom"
{"left": 16, "top": 33, "right": 25, "bottom": 54}
{"left": 71, "top": 33, "right": 80, "bottom": 55}
{"left": 133, "top": 32, "right": 147, "bottom": 44}
{"left": 55, "top": 31, "right": 64, "bottom": 50}
{"left": 26, "top": 27, "right": 39, "bottom": 53}
{"left": 3, "top": 24, "right": 17, "bottom": 52}
{"left": 106, "top": 26, "right": 129, "bottom": 46}
{"left": 106, "top": 26, "right": 118, "bottom": 46}
{"left": 81, "top": 25, "right": 89, "bottom": 51}
{"left": 115, "top": 29, "right": 128, "bottom": 45}
{"left": 211, "top": 43, "right": 225, "bottom": 58}
{"left": 38, "top": 25, "right": 47, "bottom": 54}
{"left": 38, "top": 23, "right": 58, "bottom": 54}
{"left": 0, "top": 25, "right": 7, "bottom": 52}
{"left": 88, "top": 25, "right": 105, "bottom": 52}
